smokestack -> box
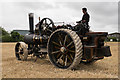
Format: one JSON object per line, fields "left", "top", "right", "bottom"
{"left": 29, "top": 13, "right": 34, "bottom": 34}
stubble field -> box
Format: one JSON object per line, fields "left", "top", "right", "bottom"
{"left": 1, "top": 42, "right": 119, "bottom": 78}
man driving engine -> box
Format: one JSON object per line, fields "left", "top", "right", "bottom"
{"left": 75, "top": 8, "right": 90, "bottom": 34}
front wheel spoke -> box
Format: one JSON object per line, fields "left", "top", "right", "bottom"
{"left": 20, "top": 53, "right": 24, "bottom": 56}
{"left": 66, "top": 41, "right": 73, "bottom": 48}
{"left": 52, "top": 41, "right": 61, "bottom": 47}
{"left": 16, "top": 52, "right": 20, "bottom": 54}
{"left": 16, "top": 50, "right": 23, "bottom": 54}
{"left": 20, "top": 54, "right": 24, "bottom": 59}
{"left": 20, "top": 52, "right": 24, "bottom": 54}
{"left": 19, "top": 54, "right": 23, "bottom": 57}
{"left": 51, "top": 50, "right": 60, "bottom": 54}
{"left": 19, "top": 45, "right": 22, "bottom": 50}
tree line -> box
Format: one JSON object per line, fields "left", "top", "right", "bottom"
{"left": 0, "top": 27, "right": 24, "bottom": 42}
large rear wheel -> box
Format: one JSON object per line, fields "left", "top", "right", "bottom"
{"left": 48, "top": 29, "right": 83, "bottom": 69}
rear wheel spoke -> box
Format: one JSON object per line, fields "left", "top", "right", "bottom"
{"left": 56, "top": 53, "right": 61, "bottom": 58}
{"left": 64, "top": 35, "right": 68, "bottom": 45}
{"left": 66, "top": 54, "right": 73, "bottom": 63}
{"left": 70, "top": 53, "right": 74, "bottom": 60}
{"left": 56, "top": 55, "right": 63, "bottom": 63}
{"left": 54, "top": 46, "right": 60, "bottom": 49}
{"left": 52, "top": 41, "right": 61, "bottom": 47}
{"left": 59, "top": 40, "right": 62, "bottom": 46}
{"left": 66, "top": 41, "right": 73, "bottom": 48}
{"left": 69, "top": 45, "right": 75, "bottom": 49}
{"left": 51, "top": 50, "right": 60, "bottom": 54}
{"left": 58, "top": 34, "right": 64, "bottom": 45}
{"left": 68, "top": 49, "right": 75, "bottom": 53}
{"left": 62, "top": 55, "right": 65, "bottom": 65}
{"left": 65, "top": 55, "right": 68, "bottom": 66}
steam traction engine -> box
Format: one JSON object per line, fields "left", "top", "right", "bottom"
{"left": 15, "top": 13, "right": 111, "bottom": 69}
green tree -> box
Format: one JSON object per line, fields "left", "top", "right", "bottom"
{"left": 0, "top": 27, "right": 10, "bottom": 42}
{"left": 2, "top": 35, "right": 11, "bottom": 42}
{"left": 19, "top": 35, "right": 24, "bottom": 41}
{"left": 11, "top": 31, "right": 20, "bottom": 42}
{"left": 107, "top": 37, "right": 117, "bottom": 42}
{"left": 0, "top": 27, "right": 9, "bottom": 36}
{"left": 0, "top": 27, "right": 24, "bottom": 42}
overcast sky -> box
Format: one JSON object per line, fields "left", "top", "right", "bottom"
{"left": 0, "top": 0, "right": 119, "bottom": 34}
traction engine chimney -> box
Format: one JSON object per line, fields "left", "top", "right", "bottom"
{"left": 29, "top": 13, "right": 34, "bottom": 34}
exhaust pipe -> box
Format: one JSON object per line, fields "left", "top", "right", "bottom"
{"left": 29, "top": 13, "right": 34, "bottom": 34}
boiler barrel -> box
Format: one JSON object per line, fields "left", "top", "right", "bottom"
{"left": 24, "top": 34, "right": 47, "bottom": 44}
{"left": 24, "top": 34, "right": 34, "bottom": 44}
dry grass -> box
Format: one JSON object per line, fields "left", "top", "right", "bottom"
{"left": 1, "top": 42, "right": 118, "bottom": 78}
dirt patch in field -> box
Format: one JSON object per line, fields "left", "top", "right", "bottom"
{"left": 1, "top": 42, "right": 118, "bottom": 78}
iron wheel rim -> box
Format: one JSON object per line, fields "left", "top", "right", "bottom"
{"left": 15, "top": 43, "right": 25, "bottom": 60}
{"left": 48, "top": 31, "right": 76, "bottom": 69}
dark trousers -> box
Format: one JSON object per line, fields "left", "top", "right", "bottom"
{"left": 75, "top": 23, "right": 89, "bottom": 35}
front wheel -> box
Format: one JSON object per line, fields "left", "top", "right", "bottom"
{"left": 48, "top": 29, "right": 83, "bottom": 69}
{"left": 15, "top": 42, "right": 28, "bottom": 61}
